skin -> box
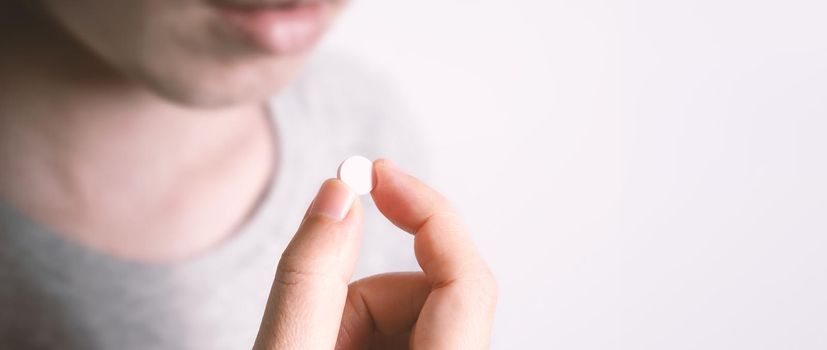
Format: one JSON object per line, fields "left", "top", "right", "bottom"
{"left": 0, "top": 0, "right": 497, "bottom": 348}
{"left": 0, "top": 0, "right": 337, "bottom": 261}
{"left": 255, "top": 161, "right": 497, "bottom": 349}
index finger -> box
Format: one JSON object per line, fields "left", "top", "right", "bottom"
{"left": 372, "top": 160, "right": 498, "bottom": 349}
{"left": 370, "top": 159, "right": 493, "bottom": 290}
{"left": 254, "top": 179, "right": 364, "bottom": 350}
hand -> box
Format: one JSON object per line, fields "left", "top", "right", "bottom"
{"left": 253, "top": 159, "right": 497, "bottom": 350}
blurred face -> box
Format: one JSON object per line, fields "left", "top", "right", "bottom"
{"left": 38, "top": 0, "right": 347, "bottom": 107}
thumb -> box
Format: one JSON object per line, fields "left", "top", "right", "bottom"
{"left": 254, "top": 179, "right": 364, "bottom": 350}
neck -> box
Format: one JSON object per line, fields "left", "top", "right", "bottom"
{"left": 0, "top": 4, "right": 277, "bottom": 262}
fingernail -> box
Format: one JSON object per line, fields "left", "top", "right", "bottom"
{"left": 309, "top": 179, "right": 355, "bottom": 221}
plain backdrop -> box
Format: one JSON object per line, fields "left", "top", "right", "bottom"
{"left": 322, "top": 1, "right": 827, "bottom": 348}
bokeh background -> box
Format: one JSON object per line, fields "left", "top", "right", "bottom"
{"left": 322, "top": 1, "right": 827, "bottom": 348}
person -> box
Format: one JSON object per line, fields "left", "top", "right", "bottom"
{"left": 0, "top": 0, "right": 497, "bottom": 349}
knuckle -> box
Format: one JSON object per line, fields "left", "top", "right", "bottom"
{"left": 469, "top": 269, "right": 499, "bottom": 306}
{"left": 446, "top": 267, "right": 498, "bottom": 309}
{"left": 274, "top": 257, "right": 332, "bottom": 288}
{"left": 467, "top": 267, "right": 499, "bottom": 307}
{"left": 416, "top": 210, "right": 464, "bottom": 236}
{"left": 482, "top": 270, "right": 499, "bottom": 305}
{"left": 274, "top": 265, "right": 317, "bottom": 287}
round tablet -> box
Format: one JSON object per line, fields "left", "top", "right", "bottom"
{"left": 337, "top": 156, "right": 375, "bottom": 195}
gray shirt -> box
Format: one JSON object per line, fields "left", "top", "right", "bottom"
{"left": 0, "top": 53, "right": 426, "bottom": 349}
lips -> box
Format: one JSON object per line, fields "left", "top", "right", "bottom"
{"left": 212, "top": 0, "right": 333, "bottom": 54}
{"left": 211, "top": 0, "right": 324, "bottom": 10}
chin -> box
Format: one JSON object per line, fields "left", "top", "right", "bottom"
{"left": 145, "top": 76, "right": 293, "bottom": 108}
{"left": 135, "top": 54, "right": 308, "bottom": 109}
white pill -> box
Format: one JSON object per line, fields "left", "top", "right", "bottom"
{"left": 337, "top": 155, "right": 375, "bottom": 195}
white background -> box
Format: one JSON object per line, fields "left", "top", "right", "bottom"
{"left": 323, "top": 1, "right": 827, "bottom": 348}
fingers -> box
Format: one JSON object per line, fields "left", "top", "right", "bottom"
{"left": 371, "top": 160, "right": 498, "bottom": 349}
{"left": 256, "top": 160, "right": 497, "bottom": 350}
{"left": 254, "top": 179, "right": 364, "bottom": 350}
{"left": 371, "top": 160, "right": 493, "bottom": 289}
{"left": 336, "top": 272, "right": 431, "bottom": 350}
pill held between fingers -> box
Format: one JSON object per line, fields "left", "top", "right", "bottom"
{"left": 337, "top": 155, "right": 375, "bottom": 196}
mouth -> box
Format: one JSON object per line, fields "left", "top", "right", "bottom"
{"left": 210, "top": 0, "right": 335, "bottom": 55}
{"left": 210, "top": 0, "right": 323, "bottom": 10}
